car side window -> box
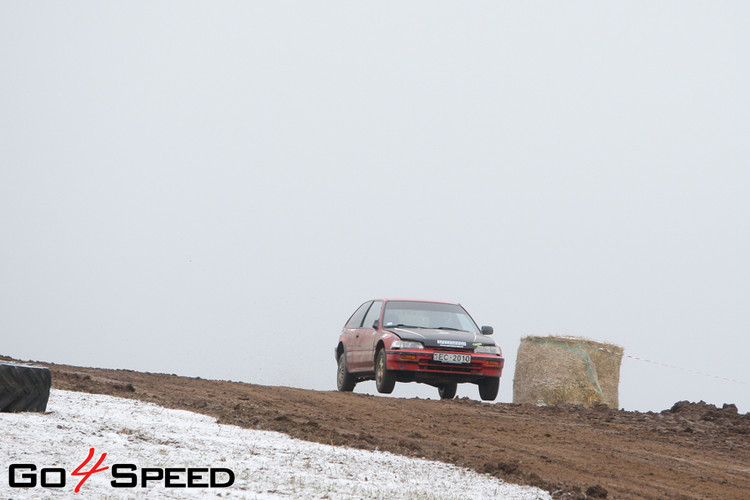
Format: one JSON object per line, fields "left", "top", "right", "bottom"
{"left": 345, "top": 301, "right": 372, "bottom": 328}
{"left": 362, "top": 300, "right": 383, "bottom": 329}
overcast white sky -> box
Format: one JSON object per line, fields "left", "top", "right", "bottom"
{"left": 2, "top": 2, "right": 749, "bottom": 412}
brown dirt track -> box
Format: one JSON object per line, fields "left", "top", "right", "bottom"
{"left": 6, "top": 356, "right": 749, "bottom": 499}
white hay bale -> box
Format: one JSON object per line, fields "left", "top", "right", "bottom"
{"left": 512, "top": 336, "right": 624, "bottom": 408}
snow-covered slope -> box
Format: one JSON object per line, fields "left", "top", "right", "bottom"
{"left": 0, "top": 390, "right": 549, "bottom": 499}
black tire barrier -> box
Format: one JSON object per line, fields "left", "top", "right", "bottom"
{"left": 0, "top": 362, "right": 52, "bottom": 413}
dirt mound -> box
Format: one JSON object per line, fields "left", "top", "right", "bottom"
{"left": 4, "top": 355, "right": 749, "bottom": 499}
{"left": 661, "top": 400, "right": 750, "bottom": 437}
{"left": 666, "top": 400, "right": 739, "bottom": 418}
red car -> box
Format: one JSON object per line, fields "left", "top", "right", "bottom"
{"left": 335, "top": 299, "right": 504, "bottom": 400}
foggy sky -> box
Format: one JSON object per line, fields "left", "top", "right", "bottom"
{"left": 2, "top": 2, "right": 749, "bottom": 412}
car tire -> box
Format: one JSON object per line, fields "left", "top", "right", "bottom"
{"left": 478, "top": 376, "right": 499, "bottom": 401}
{"left": 438, "top": 383, "right": 457, "bottom": 400}
{"left": 375, "top": 349, "right": 395, "bottom": 394}
{"left": 337, "top": 352, "right": 356, "bottom": 392}
{"left": 0, "top": 362, "right": 52, "bottom": 413}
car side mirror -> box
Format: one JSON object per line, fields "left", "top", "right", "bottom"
{"left": 372, "top": 319, "right": 380, "bottom": 330}
{"left": 481, "top": 325, "right": 493, "bottom": 335}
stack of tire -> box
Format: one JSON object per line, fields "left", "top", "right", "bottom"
{"left": 0, "top": 362, "right": 52, "bottom": 412}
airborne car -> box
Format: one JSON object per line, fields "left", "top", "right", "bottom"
{"left": 335, "top": 299, "right": 504, "bottom": 400}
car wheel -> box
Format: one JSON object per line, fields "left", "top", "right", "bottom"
{"left": 337, "top": 352, "right": 356, "bottom": 392}
{"left": 478, "top": 376, "right": 499, "bottom": 401}
{"left": 438, "top": 383, "right": 457, "bottom": 400}
{"left": 375, "top": 349, "right": 395, "bottom": 394}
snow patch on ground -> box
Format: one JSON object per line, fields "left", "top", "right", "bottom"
{"left": 0, "top": 390, "right": 550, "bottom": 499}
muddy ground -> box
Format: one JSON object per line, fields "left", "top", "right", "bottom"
{"left": 5, "top": 356, "right": 749, "bottom": 499}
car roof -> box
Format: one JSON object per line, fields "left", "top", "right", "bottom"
{"left": 374, "top": 298, "right": 461, "bottom": 306}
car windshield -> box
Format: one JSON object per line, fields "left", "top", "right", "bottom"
{"left": 382, "top": 301, "right": 480, "bottom": 334}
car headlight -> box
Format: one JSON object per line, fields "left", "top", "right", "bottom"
{"left": 474, "top": 345, "right": 501, "bottom": 355}
{"left": 391, "top": 340, "right": 424, "bottom": 350}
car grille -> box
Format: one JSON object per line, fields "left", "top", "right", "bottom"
{"left": 430, "top": 346, "right": 474, "bottom": 352}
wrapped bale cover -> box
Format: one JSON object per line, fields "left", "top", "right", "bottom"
{"left": 0, "top": 362, "right": 52, "bottom": 412}
{"left": 513, "top": 336, "right": 624, "bottom": 408}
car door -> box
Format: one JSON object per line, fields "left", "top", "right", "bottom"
{"left": 357, "top": 300, "right": 383, "bottom": 373}
{"left": 342, "top": 301, "right": 372, "bottom": 371}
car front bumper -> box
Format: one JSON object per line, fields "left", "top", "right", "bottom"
{"left": 385, "top": 349, "right": 503, "bottom": 381}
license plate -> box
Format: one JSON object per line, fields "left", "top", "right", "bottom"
{"left": 432, "top": 353, "right": 471, "bottom": 364}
